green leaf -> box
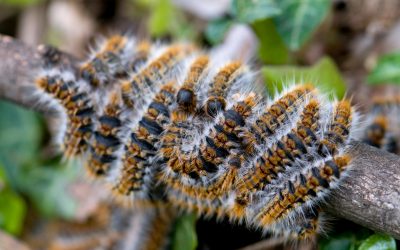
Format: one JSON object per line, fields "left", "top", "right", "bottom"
{"left": 262, "top": 57, "right": 346, "bottom": 99}
{"left": 148, "top": 0, "right": 175, "bottom": 37}
{"left": 172, "top": 213, "right": 197, "bottom": 250}
{"left": 0, "top": 101, "right": 43, "bottom": 188}
{"left": 17, "top": 162, "right": 78, "bottom": 219}
{"left": 358, "top": 234, "right": 396, "bottom": 250}
{"left": 231, "top": 0, "right": 281, "bottom": 23}
{"left": 273, "top": 0, "right": 331, "bottom": 50}
{"left": 367, "top": 52, "right": 400, "bottom": 85}
{"left": 205, "top": 17, "right": 234, "bottom": 45}
{"left": 0, "top": 164, "right": 7, "bottom": 187}
{"left": 252, "top": 19, "right": 289, "bottom": 64}
{"left": 320, "top": 234, "right": 356, "bottom": 250}
{"left": 0, "top": 180, "right": 26, "bottom": 235}
{"left": 0, "top": 0, "right": 44, "bottom": 6}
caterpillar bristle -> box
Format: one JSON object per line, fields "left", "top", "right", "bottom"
{"left": 177, "top": 55, "right": 210, "bottom": 114}
{"left": 204, "top": 61, "right": 243, "bottom": 117}
{"left": 362, "top": 96, "right": 400, "bottom": 154}
{"left": 80, "top": 35, "right": 134, "bottom": 88}
{"left": 34, "top": 35, "right": 366, "bottom": 244}
{"left": 111, "top": 82, "right": 178, "bottom": 203}
{"left": 85, "top": 91, "right": 123, "bottom": 178}
{"left": 256, "top": 155, "right": 351, "bottom": 227}
{"left": 36, "top": 72, "right": 95, "bottom": 158}
{"left": 318, "top": 100, "right": 352, "bottom": 156}
{"left": 121, "top": 44, "right": 195, "bottom": 108}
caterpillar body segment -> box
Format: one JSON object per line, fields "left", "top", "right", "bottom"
{"left": 363, "top": 115, "right": 388, "bottom": 149}
{"left": 111, "top": 82, "right": 178, "bottom": 202}
{"left": 204, "top": 61, "right": 243, "bottom": 117}
{"left": 85, "top": 91, "right": 124, "bottom": 178}
{"left": 130, "top": 40, "right": 152, "bottom": 72}
{"left": 135, "top": 205, "right": 178, "bottom": 250}
{"left": 43, "top": 202, "right": 135, "bottom": 250}
{"left": 294, "top": 208, "right": 321, "bottom": 240}
{"left": 272, "top": 206, "right": 322, "bottom": 240}
{"left": 36, "top": 71, "right": 95, "bottom": 158}
{"left": 362, "top": 96, "right": 400, "bottom": 154}
{"left": 195, "top": 94, "right": 258, "bottom": 176}
{"left": 255, "top": 155, "right": 351, "bottom": 228}
{"left": 240, "top": 84, "right": 316, "bottom": 156}
{"left": 80, "top": 35, "right": 135, "bottom": 88}
{"left": 121, "top": 44, "right": 195, "bottom": 108}
{"left": 318, "top": 100, "right": 353, "bottom": 157}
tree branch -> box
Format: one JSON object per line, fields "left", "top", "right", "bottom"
{"left": 0, "top": 34, "right": 77, "bottom": 115}
{"left": 326, "top": 141, "right": 400, "bottom": 239}
{"left": 0, "top": 35, "right": 399, "bottom": 240}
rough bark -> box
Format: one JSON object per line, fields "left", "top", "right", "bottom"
{"left": 0, "top": 34, "right": 77, "bottom": 115}
{"left": 326, "top": 141, "right": 400, "bottom": 239}
{"left": 0, "top": 34, "right": 399, "bottom": 240}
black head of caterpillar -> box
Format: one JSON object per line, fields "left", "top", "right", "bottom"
{"left": 34, "top": 35, "right": 363, "bottom": 242}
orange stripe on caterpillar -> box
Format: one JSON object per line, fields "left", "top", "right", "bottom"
{"left": 164, "top": 94, "right": 257, "bottom": 180}
{"left": 86, "top": 91, "right": 123, "bottom": 177}
{"left": 112, "top": 82, "right": 177, "bottom": 199}
{"left": 318, "top": 100, "right": 352, "bottom": 156}
{"left": 121, "top": 44, "right": 195, "bottom": 108}
{"left": 36, "top": 74, "right": 94, "bottom": 157}
{"left": 130, "top": 40, "right": 152, "bottom": 72}
{"left": 363, "top": 115, "right": 388, "bottom": 149}
{"left": 140, "top": 205, "right": 178, "bottom": 250}
{"left": 235, "top": 99, "right": 321, "bottom": 205}
{"left": 241, "top": 84, "right": 316, "bottom": 155}
{"left": 164, "top": 156, "right": 241, "bottom": 200}
{"left": 80, "top": 35, "right": 130, "bottom": 87}
{"left": 256, "top": 155, "right": 351, "bottom": 226}
{"left": 204, "top": 61, "right": 243, "bottom": 117}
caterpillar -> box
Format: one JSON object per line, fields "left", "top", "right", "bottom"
{"left": 30, "top": 202, "right": 176, "bottom": 250}
{"left": 35, "top": 34, "right": 361, "bottom": 246}
{"left": 362, "top": 96, "right": 400, "bottom": 154}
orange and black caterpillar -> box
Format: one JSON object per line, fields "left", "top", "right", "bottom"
{"left": 35, "top": 34, "right": 360, "bottom": 247}
{"left": 362, "top": 96, "right": 400, "bottom": 154}
{"left": 29, "top": 202, "right": 177, "bottom": 250}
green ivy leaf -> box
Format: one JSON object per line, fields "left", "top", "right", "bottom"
{"left": 205, "top": 17, "right": 234, "bottom": 45}
{"left": 231, "top": 0, "right": 281, "bottom": 23}
{"left": 0, "top": 189, "right": 26, "bottom": 235}
{"left": 0, "top": 101, "right": 42, "bottom": 188}
{"left": 252, "top": 19, "right": 289, "bottom": 64}
{"left": 148, "top": 0, "right": 175, "bottom": 37}
{"left": 358, "top": 234, "right": 396, "bottom": 250}
{"left": 367, "top": 52, "right": 400, "bottom": 85}
{"left": 0, "top": 0, "right": 44, "bottom": 6}
{"left": 262, "top": 57, "right": 346, "bottom": 98}
{"left": 172, "top": 213, "right": 197, "bottom": 250}
{"left": 17, "top": 162, "right": 78, "bottom": 219}
{"left": 320, "top": 234, "right": 356, "bottom": 250}
{"left": 274, "top": 0, "right": 331, "bottom": 50}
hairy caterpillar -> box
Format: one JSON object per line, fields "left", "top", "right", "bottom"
{"left": 362, "top": 96, "right": 400, "bottom": 154}
{"left": 35, "top": 34, "right": 361, "bottom": 245}
{"left": 32, "top": 202, "right": 176, "bottom": 250}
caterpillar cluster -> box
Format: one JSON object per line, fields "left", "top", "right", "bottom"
{"left": 35, "top": 34, "right": 360, "bottom": 245}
